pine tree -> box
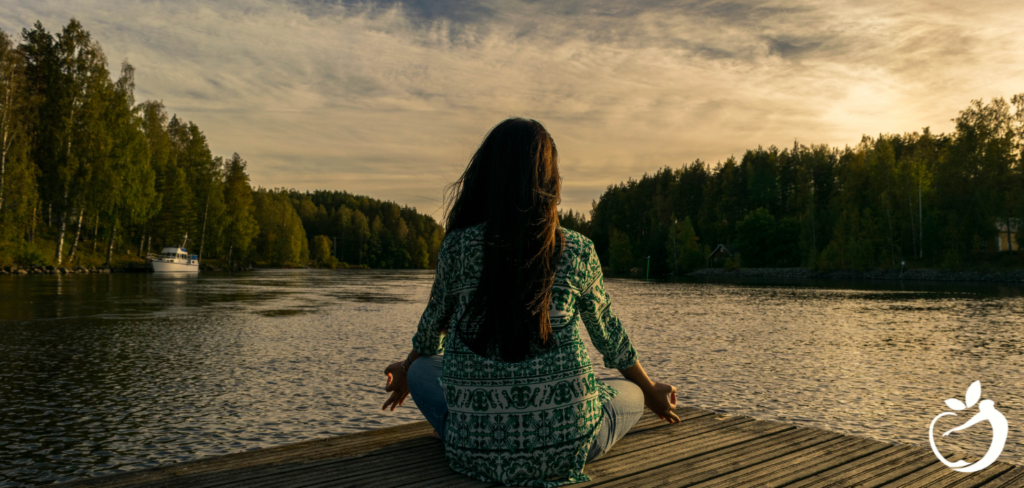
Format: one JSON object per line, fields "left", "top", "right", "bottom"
{"left": 609, "top": 228, "right": 633, "bottom": 273}
{"left": 666, "top": 216, "right": 702, "bottom": 273}
{"left": 223, "top": 153, "right": 258, "bottom": 266}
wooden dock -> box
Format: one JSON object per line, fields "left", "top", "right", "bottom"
{"left": 63, "top": 407, "right": 1024, "bottom": 487}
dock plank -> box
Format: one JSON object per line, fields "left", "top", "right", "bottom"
{"left": 61, "top": 406, "right": 1020, "bottom": 488}
{"left": 689, "top": 436, "right": 890, "bottom": 487}
{"left": 588, "top": 427, "right": 841, "bottom": 487}
{"left": 941, "top": 463, "right": 1019, "bottom": 488}
{"left": 981, "top": 466, "right": 1024, "bottom": 487}
{"left": 785, "top": 444, "right": 925, "bottom": 487}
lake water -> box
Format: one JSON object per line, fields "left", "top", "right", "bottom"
{"left": 1, "top": 270, "right": 1023, "bottom": 486}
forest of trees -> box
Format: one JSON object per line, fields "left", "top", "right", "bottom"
{"left": 578, "top": 96, "right": 1024, "bottom": 275}
{"left": 4, "top": 19, "right": 1020, "bottom": 276}
{"left": 0, "top": 19, "right": 443, "bottom": 270}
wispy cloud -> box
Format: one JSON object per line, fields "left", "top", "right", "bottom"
{"left": 2, "top": 0, "right": 1022, "bottom": 215}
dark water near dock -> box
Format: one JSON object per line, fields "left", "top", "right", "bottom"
{"left": 1, "top": 271, "right": 1023, "bottom": 486}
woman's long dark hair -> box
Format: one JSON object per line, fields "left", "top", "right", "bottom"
{"left": 444, "top": 118, "right": 564, "bottom": 362}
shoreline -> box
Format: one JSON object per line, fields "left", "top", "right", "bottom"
{"left": 0, "top": 263, "right": 256, "bottom": 275}
{"left": 686, "top": 267, "right": 1024, "bottom": 284}
{"left": 6, "top": 265, "right": 1024, "bottom": 284}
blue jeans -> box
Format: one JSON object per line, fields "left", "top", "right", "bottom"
{"left": 407, "top": 355, "right": 645, "bottom": 462}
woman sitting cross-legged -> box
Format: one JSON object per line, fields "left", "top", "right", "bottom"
{"left": 382, "top": 117, "right": 679, "bottom": 487}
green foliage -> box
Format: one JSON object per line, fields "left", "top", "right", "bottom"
{"left": 608, "top": 228, "right": 633, "bottom": 273}
{"left": 559, "top": 209, "right": 591, "bottom": 237}
{"left": 14, "top": 242, "right": 47, "bottom": 267}
{"left": 283, "top": 189, "right": 442, "bottom": 269}
{"left": 590, "top": 97, "right": 1024, "bottom": 273}
{"left": 0, "top": 30, "right": 36, "bottom": 242}
{"left": 724, "top": 253, "right": 741, "bottom": 271}
{"left": 411, "top": 236, "right": 430, "bottom": 269}
{"left": 734, "top": 208, "right": 775, "bottom": 267}
{"left": 666, "top": 216, "right": 703, "bottom": 273}
{"left": 223, "top": 153, "right": 259, "bottom": 264}
{"left": 0, "top": 20, "right": 446, "bottom": 270}
{"left": 731, "top": 209, "right": 803, "bottom": 268}
{"left": 4, "top": 18, "right": 1022, "bottom": 273}
{"left": 816, "top": 208, "right": 882, "bottom": 271}
{"left": 253, "top": 189, "right": 308, "bottom": 266}
{"left": 310, "top": 235, "right": 332, "bottom": 266}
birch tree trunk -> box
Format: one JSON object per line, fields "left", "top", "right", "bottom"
{"left": 55, "top": 100, "right": 76, "bottom": 266}
{"left": 0, "top": 71, "right": 11, "bottom": 213}
{"left": 0, "top": 133, "right": 5, "bottom": 212}
{"left": 67, "top": 208, "right": 85, "bottom": 264}
{"left": 0, "top": 78, "right": 9, "bottom": 211}
{"left": 105, "top": 218, "right": 117, "bottom": 266}
{"left": 55, "top": 208, "right": 67, "bottom": 265}
{"left": 92, "top": 214, "right": 99, "bottom": 252}
{"left": 198, "top": 200, "right": 209, "bottom": 262}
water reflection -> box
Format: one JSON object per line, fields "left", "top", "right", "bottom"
{"left": 0, "top": 271, "right": 1022, "bottom": 486}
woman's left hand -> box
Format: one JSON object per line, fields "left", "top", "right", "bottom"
{"left": 382, "top": 361, "right": 410, "bottom": 411}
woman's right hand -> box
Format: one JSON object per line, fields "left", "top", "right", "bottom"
{"left": 382, "top": 361, "right": 410, "bottom": 411}
{"left": 642, "top": 382, "right": 680, "bottom": 423}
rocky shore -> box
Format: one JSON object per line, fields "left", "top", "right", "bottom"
{"left": 0, "top": 263, "right": 258, "bottom": 275}
{"left": 687, "top": 267, "right": 1024, "bottom": 283}
{"left": 2, "top": 265, "right": 117, "bottom": 275}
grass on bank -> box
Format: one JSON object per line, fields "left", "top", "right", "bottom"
{"left": 0, "top": 237, "right": 146, "bottom": 269}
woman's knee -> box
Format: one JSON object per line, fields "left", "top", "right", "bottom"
{"left": 606, "top": 379, "right": 644, "bottom": 407}
{"left": 407, "top": 355, "right": 444, "bottom": 402}
{"left": 407, "top": 355, "right": 442, "bottom": 383}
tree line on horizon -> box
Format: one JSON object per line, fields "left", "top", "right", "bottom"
{"left": 568, "top": 97, "right": 1024, "bottom": 275}
{"left": 0, "top": 19, "right": 443, "bottom": 270}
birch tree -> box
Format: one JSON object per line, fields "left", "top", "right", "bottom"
{"left": 22, "top": 20, "right": 109, "bottom": 265}
{"left": 0, "top": 30, "right": 25, "bottom": 214}
{"left": 0, "top": 29, "right": 36, "bottom": 242}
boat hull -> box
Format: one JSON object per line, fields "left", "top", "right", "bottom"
{"left": 150, "top": 260, "right": 200, "bottom": 273}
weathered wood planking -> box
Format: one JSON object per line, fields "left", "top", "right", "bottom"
{"left": 61, "top": 406, "right": 1023, "bottom": 487}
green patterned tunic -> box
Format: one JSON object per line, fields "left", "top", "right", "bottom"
{"left": 412, "top": 225, "right": 638, "bottom": 487}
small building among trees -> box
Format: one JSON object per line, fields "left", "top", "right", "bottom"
{"left": 709, "top": 244, "right": 733, "bottom": 266}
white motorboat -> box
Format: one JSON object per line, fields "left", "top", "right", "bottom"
{"left": 148, "top": 235, "right": 199, "bottom": 273}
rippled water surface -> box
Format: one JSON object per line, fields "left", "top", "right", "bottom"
{"left": 1, "top": 271, "right": 1023, "bottom": 486}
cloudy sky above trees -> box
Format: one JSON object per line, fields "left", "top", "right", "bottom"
{"left": 2, "top": 0, "right": 1022, "bottom": 216}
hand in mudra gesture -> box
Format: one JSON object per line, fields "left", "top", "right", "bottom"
{"left": 382, "top": 361, "right": 410, "bottom": 411}
{"left": 643, "top": 382, "right": 680, "bottom": 423}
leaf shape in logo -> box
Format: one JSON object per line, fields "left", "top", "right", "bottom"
{"left": 945, "top": 398, "right": 967, "bottom": 411}
{"left": 965, "top": 381, "right": 981, "bottom": 408}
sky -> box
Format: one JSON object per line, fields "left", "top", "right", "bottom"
{"left": 2, "top": 0, "right": 1024, "bottom": 218}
